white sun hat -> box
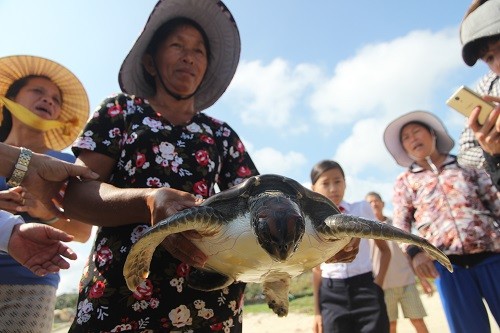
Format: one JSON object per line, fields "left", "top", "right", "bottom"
{"left": 118, "top": 0, "right": 240, "bottom": 112}
{"left": 383, "top": 110, "right": 455, "bottom": 167}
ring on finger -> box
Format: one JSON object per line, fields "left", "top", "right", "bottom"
{"left": 21, "top": 198, "right": 26, "bottom": 205}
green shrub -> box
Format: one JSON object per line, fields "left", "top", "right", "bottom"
{"left": 55, "top": 293, "right": 79, "bottom": 310}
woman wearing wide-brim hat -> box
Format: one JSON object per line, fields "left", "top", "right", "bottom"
{"left": 384, "top": 110, "right": 500, "bottom": 333}
{"left": 63, "top": 0, "right": 259, "bottom": 331}
{"left": 0, "top": 55, "right": 93, "bottom": 333}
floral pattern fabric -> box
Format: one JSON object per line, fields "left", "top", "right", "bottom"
{"left": 392, "top": 155, "right": 500, "bottom": 255}
{"left": 69, "top": 93, "right": 258, "bottom": 332}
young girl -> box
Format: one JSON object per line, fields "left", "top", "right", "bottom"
{"left": 311, "top": 160, "right": 391, "bottom": 333}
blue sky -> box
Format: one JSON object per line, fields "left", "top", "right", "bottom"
{"left": 0, "top": 0, "right": 488, "bottom": 294}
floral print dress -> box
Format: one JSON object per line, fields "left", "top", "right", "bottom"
{"left": 69, "top": 94, "right": 258, "bottom": 333}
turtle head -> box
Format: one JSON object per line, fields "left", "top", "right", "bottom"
{"left": 250, "top": 193, "right": 305, "bottom": 262}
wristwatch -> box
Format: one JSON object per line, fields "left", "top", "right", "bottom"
{"left": 7, "top": 147, "right": 33, "bottom": 187}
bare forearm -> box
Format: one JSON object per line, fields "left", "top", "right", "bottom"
{"left": 51, "top": 219, "right": 93, "bottom": 243}
{"left": 374, "top": 239, "right": 391, "bottom": 286}
{"left": 0, "top": 143, "right": 20, "bottom": 178}
{"left": 376, "top": 252, "right": 391, "bottom": 285}
{"left": 64, "top": 179, "right": 152, "bottom": 227}
{"left": 312, "top": 266, "right": 322, "bottom": 315}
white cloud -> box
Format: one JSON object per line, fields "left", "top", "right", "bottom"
{"left": 251, "top": 147, "right": 307, "bottom": 176}
{"left": 334, "top": 118, "right": 400, "bottom": 177}
{"left": 227, "top": 58, "right": 322, "bottom": 130}
{"left": 343, "top": 175, "right": 396, "bottom": 214}
{"left": 309, "top": 28, "right": 463, "bottom": 127}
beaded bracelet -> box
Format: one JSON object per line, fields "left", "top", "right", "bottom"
{"left": 7, "top": 147, "right": 33, "bottom": 187}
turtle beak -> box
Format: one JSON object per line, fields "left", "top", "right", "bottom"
{"left": 252, "top": 197, "right": 305, "bottom": 262}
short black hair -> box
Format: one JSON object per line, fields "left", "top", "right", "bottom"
{"left": 310, "top": 160, "right": 344, "bottom": 185}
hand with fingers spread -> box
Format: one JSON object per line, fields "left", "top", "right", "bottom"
{"left": 7, "top": 222, "right": 77, "bottom": 276}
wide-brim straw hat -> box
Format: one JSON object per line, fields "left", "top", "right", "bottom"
{"left": 383, "top": 110, "right": 455, "bottom": 167}
{"left": 0, "top": 55, "right": 89, "bottom": 150}
{"left": 461, "top": 0, "right": 500, "bottom": 66}
{"left": 118, "top": 0, "right": 240, "bottom": 112}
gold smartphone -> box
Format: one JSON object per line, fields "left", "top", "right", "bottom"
{"left": 446, "top": 85, "right": 495, "bottom": 125}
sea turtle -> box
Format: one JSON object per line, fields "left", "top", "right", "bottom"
{"left": 123, "top": 174, "right": 452, "bottom": 317}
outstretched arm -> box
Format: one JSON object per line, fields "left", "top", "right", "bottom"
{"left": 0, "top": 143, "right": 99, "bottom": 216}
{"left": 64, "top": 150, "right": 205, "bottom": 267}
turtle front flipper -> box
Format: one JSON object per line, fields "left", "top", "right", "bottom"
{"left": 323, "top": 214, "right": 453, "bottom": 272}
{"left": 123, "top": 206, "right": 226, "bottom": 292}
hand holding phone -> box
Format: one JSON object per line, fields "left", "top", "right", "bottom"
{"left": 446, "top": 85, "right": 495, "bottom": 125}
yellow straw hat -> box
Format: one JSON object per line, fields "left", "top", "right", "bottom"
{"left": 0, "top": 55, "right": 89, "bottom": 150}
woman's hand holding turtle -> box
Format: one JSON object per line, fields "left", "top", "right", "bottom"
{"left": 147, "top": 187, "right": 208, "bottom": 267}
{"left": 325, "top": 238, "right": 360, "bottom": 263}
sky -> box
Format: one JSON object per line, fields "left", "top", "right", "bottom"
{"left": 0, "top": 0, "right": 489, "bottom": 294}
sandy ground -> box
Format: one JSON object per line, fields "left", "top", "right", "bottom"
{"left": 242, "top": 293, "right": 499, "bottom": 333}
{"left": 52, "top": 293, "right": 499, "bottom": 333}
